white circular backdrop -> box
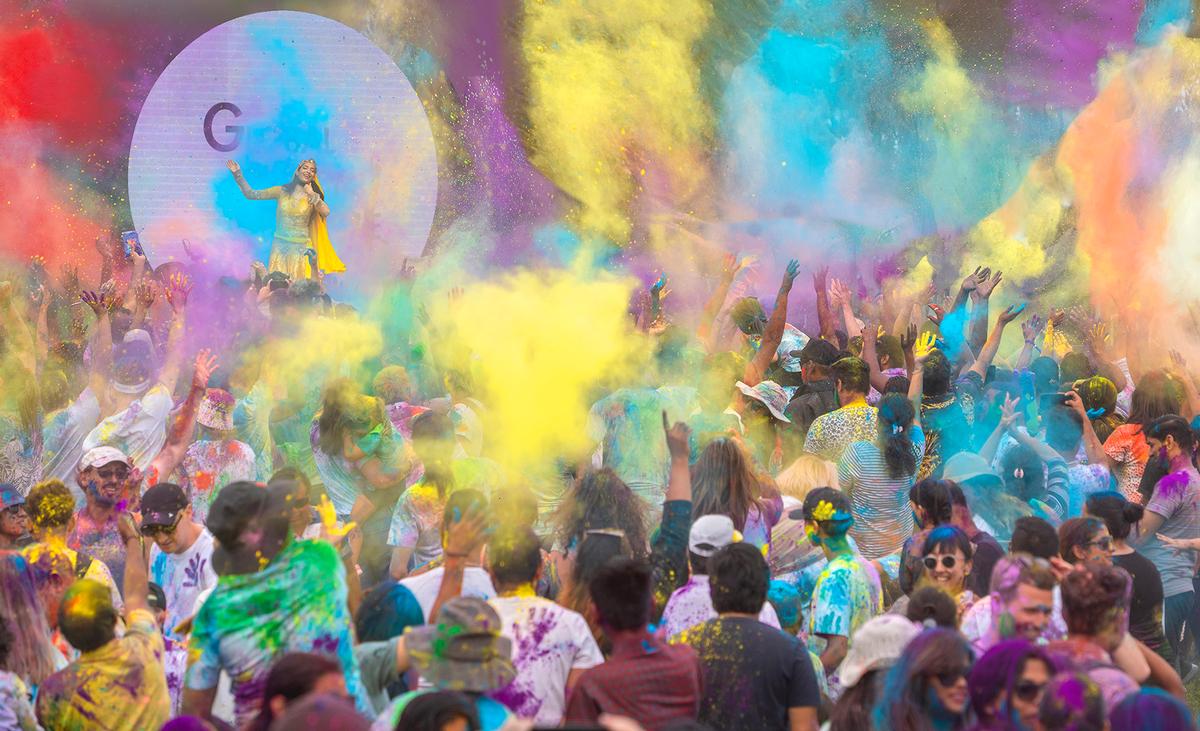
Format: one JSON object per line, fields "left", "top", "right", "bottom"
{"left": 128, "top": 10, "right": 438, "bottom": 287}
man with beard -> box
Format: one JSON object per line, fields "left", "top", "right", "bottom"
{"left": 960, "top": 554, "right": 1058, "bottom": 654}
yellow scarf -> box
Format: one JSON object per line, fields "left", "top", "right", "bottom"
{"left": 309, "top": 173, "right": 345, "bottom": 275}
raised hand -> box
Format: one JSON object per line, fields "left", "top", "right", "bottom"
{"left": 912, "top": 330, "right": 938, "bottom": 362}
{"left": 976, "top": 269, "right": 1003, "bottom": 298}
{"left": 997, "top": 303, "right": 1026, "bottom": 325}
{"left": 164, "top": 273, "right": 193, "bottom": 312}
{"left": 60, "top": 264, "right": 80, "bottom": 295}
{"left": 1021, "top": 314, "right": 1045, "bottom": 344}
{"left": 926, "top": 303, "right": 945, "bottom": 325}
{"left": 94, "top": 236, "right": 114, "bottom": 261}
{"left": 650, "top": 274, "right": 669, "bottom": 300}
{"left": 443, "top": 501, "right": 489, "bottom": 557}
{"left": 828, "top": 277, "right": 851, "bottom": 308}
{"left": 901, "top": 322, "right": 919, "bottom": 353}
{"left": 999, "top": 393, "right": 1021, "bottom": 431}
{"left": 397, "top": 257, "right": 417, "bottom": 282}
{"left": 317, "top": 494, "right": 357, "bottom": 546}
{"left": 780, "top": 259, "right": 800, "bottom": 293}
{"left": 135, "top": 280, "right": 156, "bottom": 308}
{"left": 663, "top": 411, "right": 692, "bottom": 462}
{"left": 181, "top": 239, "right": 203, "bottom": 263}
{"left": 1048, "top": 308, "right": 1066, "bottom": 329}
{"left": 192, "top": 349, "right": 219, "bottom": 390}
{"left": 960, "top": 266, "right": 986, "bottom": 293}
{"left": 226, "top": 160, "right": 241, "bottom": 175}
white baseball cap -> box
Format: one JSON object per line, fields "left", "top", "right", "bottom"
{"left": 78, "top": 446, "right": 131, "bottom": 472}
{"left": 838, "top": 615, "right": 922, "bottom": 688}
{"left": 689, "top": 514, "right": 743, "bottom": 558}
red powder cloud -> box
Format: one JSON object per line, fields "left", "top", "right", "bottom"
{"left": 0, "top": 9, "right": 128, "bottom": 151}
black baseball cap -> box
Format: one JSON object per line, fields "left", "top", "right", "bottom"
{"left": 140, "top": 483, "right": 189, "bottom": 527}
{"left": 791, "top": 338, "right": 840, "bottom": 367}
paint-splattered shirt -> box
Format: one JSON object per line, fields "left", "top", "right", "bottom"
{"left": 150, "top": 528, "right": 219, "bottom": 713}
{"left": 35, "top": 608, "right": 170, "bottom": 731}
{"left": 185, "top": 538, "right": 367, "bottom": 727}
{"left": 837, "top": 428, "right": 925, "bottom": 559}
{"left": 587, "top": 386, "right": 698, "bottom": 503}
{"left": 809, "top": 553, "right": 883, "bottom": 643}
{"left": 803, "top": 403, "right": 878, "bottom": 462}
{"left": 41, "top": 388, "right": 101, "bottom": 489}
{"left": 0, "top": 670, "right": 38, "bottom": 731}
{"left": 1103, "top": 423, "right": 1150, "bottom": 501}
{"left": 486, "top": 592, "right": 604, "bottom": 724}
{"left": 1141, "top": 467, "right": 1200, "bottom": 598}
{"left": 662, "top": 575, "right": 782, "bottom": 640}
{"left": 173, "top": 440, "right": 257, "bottom": 525}
{"left": 676, "top": 616, "right": 821, "bottom": 731}
{"left": 81, "top": 384, "right": 173, "bottom": 471}
{"left": 68, "top": 509, "right": 126, "bottom": 594}
{"left": 386, "top": 458, "right": 500, "bottom": 570}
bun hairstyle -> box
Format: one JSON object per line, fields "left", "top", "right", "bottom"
{"left": 1084, "top": 491, "right": 1144, "bottom": 541}
{"left": 801, "top": 487, "right": 854, "bottom": 537}
{"left": 909, "top": 479, "right": 954, "bottom": 528}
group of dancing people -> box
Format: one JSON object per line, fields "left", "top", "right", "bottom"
{"left": 1, "top": 205, "right": 1199, "bottom": 731}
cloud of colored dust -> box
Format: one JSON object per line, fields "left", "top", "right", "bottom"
{"left": 518, "top": 0, "right": 715, "bottom": 244}
{"left": 427, "top": 266, "right": 650, "bottom": 476}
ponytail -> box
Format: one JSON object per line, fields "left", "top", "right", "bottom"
{"left": 878, "top": 394, "right": 917, "bottom": 479}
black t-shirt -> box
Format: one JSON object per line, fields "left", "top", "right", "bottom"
{"left": 678, "top": 616, "right": 820, "bottom": 731}
{"left": 1114, "top": 550, "right": 1171, "bottom": 661}
{"left": 968, "top": 531, "right": 1005, "bottom": 597}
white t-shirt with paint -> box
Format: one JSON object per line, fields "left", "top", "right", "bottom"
{"left": 487, "top": 593, "right": 604, "bottom": 725}
{"left": 399, "top": 566, "right": 496, "bottom": 622}
{"left": 661, "top": 574, "right": 782, "bottom": 640}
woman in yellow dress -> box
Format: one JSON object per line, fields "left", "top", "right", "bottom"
{"left": 225, "top": 158, "right": 345, "bottom": 279}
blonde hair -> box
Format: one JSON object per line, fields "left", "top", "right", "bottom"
{"left": 775, "top": 455, "right": 839, "bottom": 502}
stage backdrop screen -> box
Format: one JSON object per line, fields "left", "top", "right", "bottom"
{"left": 128, "top": 10, "right": 438, "bottom": 287}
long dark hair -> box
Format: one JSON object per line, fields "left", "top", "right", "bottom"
{"left": 877, "top": 394, "right": 917, "bottom": 478}
{"left": 691, "top": 438, "right": 765, "bottom": 531}
{"left": 830, "top": 668, "right": 884, "bottom": 731}
{"left": 285, "top": 159, "right": 325, "bottom": 200}
{"left": 874, "top": 628, "right": 973, "bottom": 731}
{"left": 248, "top": 652, "right": 342, "bottom": 731}
{"left": 1127, "top": 371, "right": 1183, "bottom": 427}
{"left": 552, "top": 468, "right": 647, "bottom": 559}
{"left": 1084, "top": 491, "right": 1143, "bottom": 542}
{"left": 910, "top": 479, "right": 954, "bottom": 528}
{"left": 316, "top": 378, "right": 384, "bottom": 456}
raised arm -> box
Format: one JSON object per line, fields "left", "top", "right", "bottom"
{"left": 980, "top": 394, "right": 1021, "bottom": 463}
{"left": 157, "top": 274, "right": 191, "bottom": 393}
{"left": 814, "top": 267, "right": 838, "bottom": 343}
{"left": 226, "top": 160, "right": 281, "bottom": 200}
{"left": 967, "top": 303, "right": 1024, "bottom": 380}
{"left": 967, "top": 269, "right": 1001, "bottom": 355}
{"left": 1063, "top": 390, "right": 1118, "bottom": 472}
{"left": 146, "top": 350, "right": 216, "bottom": 482}
{"left": 118, "top": 513, "right": 148, "bottom": 617}
{"left": 860, "top": 318, "right": 889, "bottom": 393}
{"left": 698, "top": 254, "right": 741, "bottom": 349}
{"left": 743, "top": 259, "right": 799, "bottom": 387}
{"left": 1015, "top": 315, "right": 1044, "bottom": 371}
{"left": 829, "top": 278, "right": 862, "bottom": 339}
{"left": 908, "top": 331, "right": 937, "bottom": 423}
{"left": 427, "top": 504, "right": 487, "bottom": 623}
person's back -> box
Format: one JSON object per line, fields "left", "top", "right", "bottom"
{"left": 675, "top": 543, "right": 820, "bottom": 731}
{"left": 176, "top": 438, "right": 257, "bottom": 523}
{"left": 564, "top": 558, "right": 702, "bottom": 731}
{"left": 679, "top": 615, "right": 817, "bottom": 731}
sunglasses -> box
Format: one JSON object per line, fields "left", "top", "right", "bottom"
{"left": 96, "top": 467, "right": 129, "bottom": 480}
{"left": 141, "top": 512, "right": 184, "bottom": 537}
{"left": 2, "top": 505, "right": 23, "bottom": 517}
{"left": 292, "top": 494, "right": 310, "bottom": 509}
{"left": 923, "top": 555, "right": 959, "bottom": 570}
{"left": 1082, "top": 537, "right": 1113, "bottom": 552}
{"left": 933, "top": 667, "right": 968, "bottom": 686}
{"left": 1014, "top": 680, "right": 1046, "bottom": 702}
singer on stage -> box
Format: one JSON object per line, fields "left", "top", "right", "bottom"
{"left": 226, "top": 159, "right": 345, "bottom": 279}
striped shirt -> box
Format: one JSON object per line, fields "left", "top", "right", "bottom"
{"left": 837, "top": 426, "right": 926, "bottom": 560}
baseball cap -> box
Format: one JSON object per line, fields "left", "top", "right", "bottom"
{"left": 941, "top": 452, "right": 1000, "bottom": 485}
{"left": 140, "top": 483, "right": 189, "bottom": 527}
{"left": 0, "top": 484, "right": 24, "bottom": 510}
{"left": 791, "top": 337, "right": 840, "bottom": 367}
{"left": 78, "top": 446, "right": 131, "bottom": 472}
{"left": 689, "top": 514, "right": 742, "bottom": 558}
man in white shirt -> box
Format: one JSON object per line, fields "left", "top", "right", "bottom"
{"left": 661, "top": 514, "right": 781, "bottom": 639}
{"left": 486, "top": 527, "right": 603, "bottom": 724}
{"left": 399, "top": 489, "right": 495, "bottom": 620}
{"left": 143, "top": 482, "right": 218, "bottom": 712}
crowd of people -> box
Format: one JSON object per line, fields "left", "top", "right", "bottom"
{"left": 1, "top": 242, "right": 1200, "bottom": 731}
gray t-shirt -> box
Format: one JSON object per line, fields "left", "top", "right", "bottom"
{"left": 1140, "top": 468, "right": 1200, "bottom": 598}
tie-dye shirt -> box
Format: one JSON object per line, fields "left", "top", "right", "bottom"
{"left": 487, "top": 592, "right": 604, "bottom": 724}
{"left": 174, "top": 440, "right": 257, "bottom": 524}
{"left": 808, "top": 553, "right": 883, "bottom": 643}
{"left": 387, "top": 458, "right": 500, "bottom": 570}
{"left": 150, "top": 527, "right": 220, "bottom": 712}
{"left": 587, "top": 386, "right": 698, "bottom": 503}
{"left": 35, "top": 608, "right": 170, "bottom": 731}
{"left": 185, "top": 538, "right": 368, "bottom": 727}
{"left": 41, "top": 388, "right": 101, "bottom": 489}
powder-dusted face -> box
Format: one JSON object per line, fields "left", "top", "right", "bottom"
{"left": 296, "top": 160, "right": 317, "bottom": 183}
